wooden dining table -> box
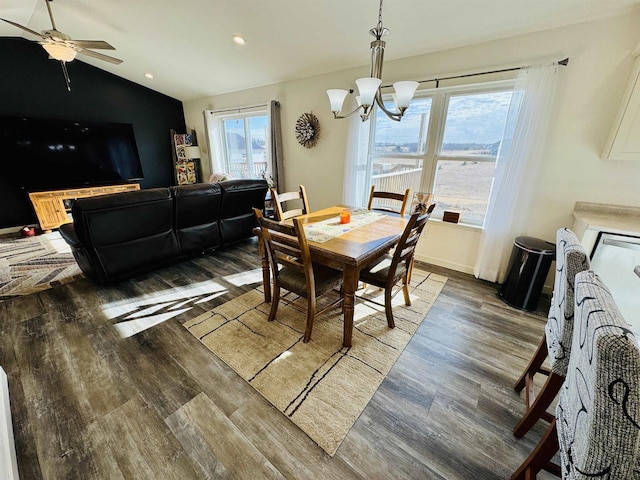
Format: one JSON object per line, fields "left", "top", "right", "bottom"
{"left": 255, "top": 205, "right": 408, "bottom": 347}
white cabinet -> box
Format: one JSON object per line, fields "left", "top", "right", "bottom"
{"left": 0, "top": 368, "right": 19, "bottom": 480}
{"left": 602, "top": 43, "right": 640, "bottom": 161}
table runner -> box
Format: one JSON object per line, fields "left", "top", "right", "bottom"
{"left": 303, "top": 209, "right": 386, "bottom": 243}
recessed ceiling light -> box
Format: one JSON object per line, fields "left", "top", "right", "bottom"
{"left": 144, "top": 72, "right": 154, "bottom": 79}
{"left": 232, "top": 35, "right": 246, "bottom": 45}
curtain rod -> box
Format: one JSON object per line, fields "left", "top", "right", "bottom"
{"left": 210, "top": 103, "right": 269, "bottom": 114}
{"left": 381, "top": 57, "right": 569, "bottom": 89}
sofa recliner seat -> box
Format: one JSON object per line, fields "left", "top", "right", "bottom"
{"left": 59, "top": 179, "right": 268, "bottom": 284}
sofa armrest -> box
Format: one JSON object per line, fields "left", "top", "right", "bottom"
{"left": 59, "top": 223, "right": 82, "bottom": 249}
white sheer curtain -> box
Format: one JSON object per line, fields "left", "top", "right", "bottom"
{"left": 342, "top": 98, "right": 371, "bottom": 207}
{"left": 474, "top": 63, "right": 559, "bottom": 283}
{"left": 203, "top": 110, "right": 227, "bottom": 176}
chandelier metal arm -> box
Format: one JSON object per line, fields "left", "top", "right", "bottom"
{"left": 373, "top": 90, "right": 403, "bottom": 122}
{"left": 332, "top": 104, "right": 370, "bottom": 120}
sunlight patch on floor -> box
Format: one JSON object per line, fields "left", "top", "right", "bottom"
{"left": 115, "top": 308, "right": 192, "bottom": 338}
{"left": 223, "top": 269, "right": 264, "bottom": 287}
{"left": 101, "top": 280, "right": 227, "bottom": 320}
{"left": 102, "top": 269, "right": 264, "bottom": 338}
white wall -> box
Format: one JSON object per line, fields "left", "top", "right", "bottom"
{"left": 183, "top": 12, "right": 640, "bottom": 278}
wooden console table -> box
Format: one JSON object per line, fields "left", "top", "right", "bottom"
{"left": 28, "top": 183, "right": 140, "bottom": 231}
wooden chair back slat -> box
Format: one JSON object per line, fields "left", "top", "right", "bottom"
{"left": 271, "top": 185, "right": 310, "bottom": 221}
{"left": 367, "top": 185, "right": 411, "bottom": 217}
{"left": 388, "top": 204, "right": 434, "bottom": 278}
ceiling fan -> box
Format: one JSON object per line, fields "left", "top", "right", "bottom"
{"left": 1, "top": 0, "right": 123, "bottom": 91}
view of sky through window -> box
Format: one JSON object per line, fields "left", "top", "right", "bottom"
{"left": 441, "top": 91, "right": 512, "bottom": 155}
{"left": 374, "top": 97, "right": 431, "bottom": 152}
{"left": 223, "top": 114, "right": 269, "bottom": 179}
{"left": 369, "top": 88, "right": 513, "bottom": 225}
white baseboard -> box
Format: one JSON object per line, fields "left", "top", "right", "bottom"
{"left": 0, "top": 367, "right": 19, "bottom": 480}
{"left": 414, "top": 253, "right": 475, "bottom": 275}
{"left": 415, "top": 253, "right": 554, "bottom": 295}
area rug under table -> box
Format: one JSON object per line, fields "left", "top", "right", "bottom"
{"left": 0, "top": 231, "right": 83, "bottom": 302}
{"left": 184, "top": 267, "right": 447, "bottom": 456}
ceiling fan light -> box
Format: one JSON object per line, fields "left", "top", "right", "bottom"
{"left": 393, "top": 81, "right": 419, "bottom": 108}
{"left": 42, "top": 43, "right": 77, "bottom": 62}
{"left": 355, "top": 77, "right": 382, "bottom": 107}
{"left": 326, "top": 89, "right": 349, "bottom": 113}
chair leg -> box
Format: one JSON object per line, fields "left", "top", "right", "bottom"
{"left": 402, "top": 273, "right": 411, "bottom": 307}
{"left": 515, "top": 335, "right": 548, "bottom": 393}
{"left": 513, "top": 372, "right": 564, "bottom": 438}
{"left": 510, "top": 419, "right": 559, "bottom": 480}
{"left": 303, "top": 294, "right": 317, "bottom": 343}
{"left": 384, "top": 286, "right": 395, "bottom": 329}
{"left": 407, "top": 256, "right": 415, "bottom": 284}
{"left": 268, "top": 284, "right": 281, "bottom": 322}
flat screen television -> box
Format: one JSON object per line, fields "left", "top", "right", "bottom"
{"left": 0, "top": 115, "right": 144, "bottom": 191}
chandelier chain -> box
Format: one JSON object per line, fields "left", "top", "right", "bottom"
{"left": 377, "top": 0, "right": 384, "bottom": 29}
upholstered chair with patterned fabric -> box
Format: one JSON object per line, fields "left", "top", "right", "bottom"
{"left": 559, "top": 271, "right": 640, "bottom": 478}
{"left": 513, "top": 228, "right": 590, "bottom": 438}
{"left": 511, "top": 270, "right": 640, "bottom": 479}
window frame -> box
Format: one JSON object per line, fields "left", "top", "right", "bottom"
{"left": 366, "top": 79, "right": 515, "bottom": 227}
{"left": 219, "top": 109, "right": 271, "bottom": 180}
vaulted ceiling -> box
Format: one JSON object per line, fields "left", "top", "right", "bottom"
{"left": 2, "top": 0, "right": 639, "bottom": 102}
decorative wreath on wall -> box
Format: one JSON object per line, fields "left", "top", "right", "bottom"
{"left": 295, "top": 112, "right": 320, "bottom": 148}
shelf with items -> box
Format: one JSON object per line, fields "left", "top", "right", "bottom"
{"left": 170, "top": 129, "right": 202, "bottom": 185}
{"left": 28, "top": 183, "right": 140, "bottom": 232}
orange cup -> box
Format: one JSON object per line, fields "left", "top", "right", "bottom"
{"left": 339, "top": 211, "right": 351, "bottom": 224}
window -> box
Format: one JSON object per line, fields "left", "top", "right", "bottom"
{"left": 366, "top": 82, "right": 513, "bottom": 226}
{"left": 220, "top": 112, "right": 270, "bottom": 179}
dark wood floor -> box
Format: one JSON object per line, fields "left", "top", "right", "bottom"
{"left": 0, "top": 238, "right": 557, "bottom": 479}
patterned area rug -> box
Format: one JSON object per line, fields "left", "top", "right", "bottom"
{"left": 184, "top": 266, "right": 446, "bottom": 456}
{"left": 0, "top": 231, "right": 83, "bottom": 302}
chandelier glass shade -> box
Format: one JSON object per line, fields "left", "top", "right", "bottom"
{"left": 327, "top": 0, "right": 418, "bottom": 122}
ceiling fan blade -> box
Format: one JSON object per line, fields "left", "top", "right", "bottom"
{"left": 77, "top": 48, "right": 123, "bottom": 65}
{"left": 0, "top": 18, "right": 47, "bottom": 39}
{"left": 71, "top": 40, "right": 115, "bottom": 50}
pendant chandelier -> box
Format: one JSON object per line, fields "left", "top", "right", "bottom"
{"left": 327, "top": 0, "right": 418, "bottom": 122}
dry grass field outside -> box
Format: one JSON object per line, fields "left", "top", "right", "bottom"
{"left": 433, "top": 160, "right": 494, "bottom": 224}
{"left": 372, "top": 153, "right": 495, "bottom": 224}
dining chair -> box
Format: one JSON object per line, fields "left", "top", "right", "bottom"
{"left": 513, "top": 228, "right": 590, "bottom": 438}
{"left": 253, "top": 208, "right": 343, "bottom": 343}
{"left": 367, "top": 185, "right": 411, "bottom": 217}
{"left": 511, "top": 270, "right": 640, "bottom": 479}
{"left": 270, "top": 185, "right": 310, "bottom": 221}
{"left": 358, "top": 203, "right": 435, "bottom": 328}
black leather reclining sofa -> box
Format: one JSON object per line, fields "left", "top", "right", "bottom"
{"left": 59, "top": 179, "right": 268, "bottom": 284}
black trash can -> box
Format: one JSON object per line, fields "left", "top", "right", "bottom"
{"left": 499, "top": 236, "right": 556, "bottom": 311}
